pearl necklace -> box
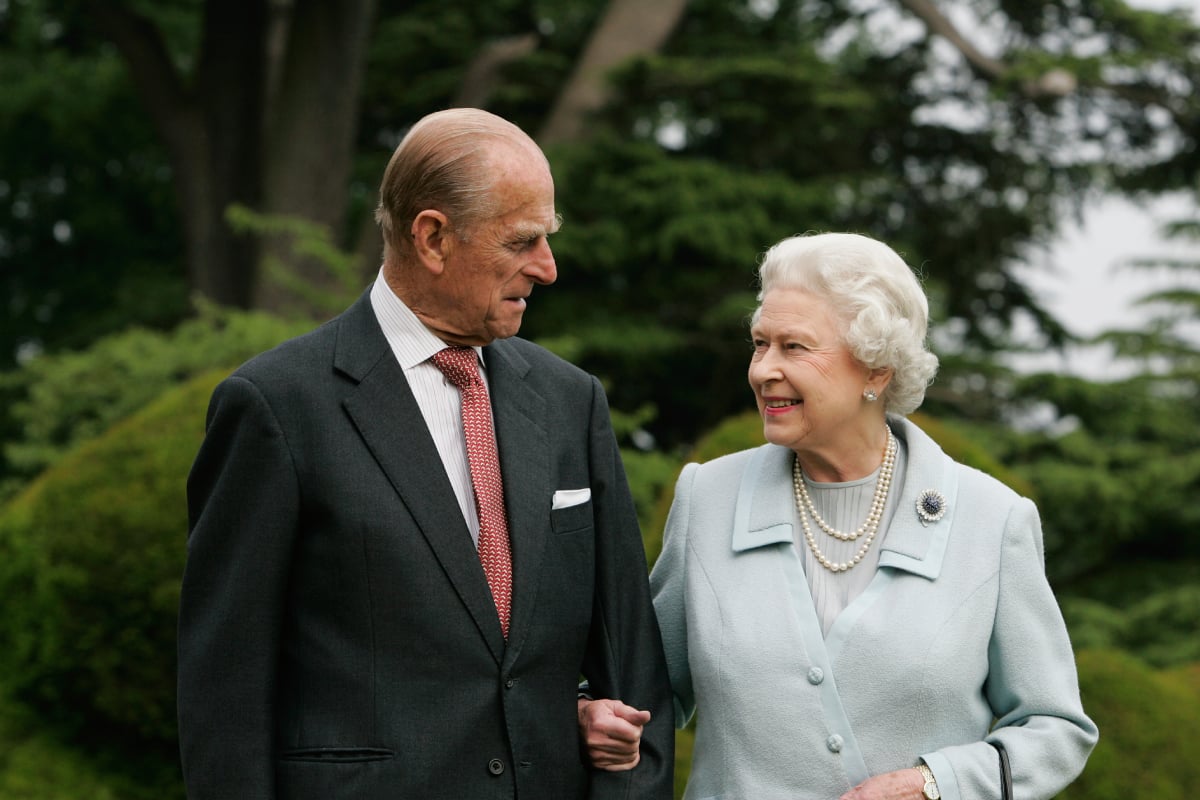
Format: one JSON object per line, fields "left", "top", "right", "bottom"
{"left": 792, "top": 427, "right": 897, "bottom": 573}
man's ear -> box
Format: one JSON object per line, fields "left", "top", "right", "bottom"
{"left": 411, "top": 210, "right": 451, "bottom": 275}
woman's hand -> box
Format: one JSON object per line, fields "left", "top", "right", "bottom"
{"left": 839, "top": 767, "right": 926, "bottom": 800}
{"left": 577, "top": 697, "right": 652, "bottom": 771}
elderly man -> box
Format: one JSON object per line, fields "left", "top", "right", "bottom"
{"left": 178, "top": 108, "right": 673, "bottom": 800}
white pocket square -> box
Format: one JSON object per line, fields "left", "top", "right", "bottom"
{"left": 552, "top": 488, "right": 591, "bottom": 510}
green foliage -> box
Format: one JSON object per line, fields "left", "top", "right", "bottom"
{"left": 0, "top": 0, "right": 187, "bottom": 368}
{"left": 991, "top": 373, "right": 1200, "bottom": 584}
{"left": 1061, "top": 560, "right": 1200, "bottom": 668}
{"left": 1058, "top": 650, "right": 1200, "bottom": 800}
{"left": 0, "top": 303, "right": 311, "bottom": 500}
{"left": 0, "top": 370, "right": 222, "bottom": 771}
{"left": 226, "top": 204, "right": 365, "bottom": 317}
{"left": 0, "top": 693, "right": 183, "bottom": 800}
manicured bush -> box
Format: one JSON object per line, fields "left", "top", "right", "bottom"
{"left": 0, "top": 370, "right": 224, "bottom": 768}
{"left": 1059, "top": 649, "right": 1200, "bottom": 800}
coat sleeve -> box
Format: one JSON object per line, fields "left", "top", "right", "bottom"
{"left": 649, "top": 462, "right": 698, "bottom": 728}
{"left": 178, "top": 375, "right": 299, "bottom": 800}
{"left": 920, "top": 496, "right": 1098, "bottom": 800}
{"left": 579, "top": 376, "right": 676, "bottom": 800}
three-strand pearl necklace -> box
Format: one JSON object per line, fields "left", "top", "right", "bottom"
{"left": 792, "top": 427, "right": 897, "bottom": 573}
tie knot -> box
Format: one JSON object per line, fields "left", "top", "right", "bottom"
{"left": 432, "top": 347, "right": 482, "bottom": 390}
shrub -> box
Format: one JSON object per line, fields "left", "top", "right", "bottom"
{"left": 0, "top": 304, "right": 310, "bottom": 500}
{"left": 1060, "top": 649, "right": 1200, "bottom": 800}
{"left": 0, "top": 370, "right": 224, "bottom": 772}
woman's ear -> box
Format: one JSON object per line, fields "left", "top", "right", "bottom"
{"left": 411, "top": 210, "right": 451, "bottom": 275}
{"left": 867, "top": 366, "right": 894, "bottom": 396}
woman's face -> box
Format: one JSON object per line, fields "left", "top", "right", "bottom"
{"left": 748, "top": 287, "right": 875, "bottom": 456}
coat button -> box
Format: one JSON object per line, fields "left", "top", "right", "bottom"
{"left": 505, "top": 678, "right": 515, "bottom": 689}
{"left": 826, "top": 734, "right": 844, "bottom": 753}
{"left": 488, "top": 758, "right": 505, "bottom": 775}
{"left": 807, "top": 667, "right": 824, "bottom": 685}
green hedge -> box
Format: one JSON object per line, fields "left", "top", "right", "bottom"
{"left": 0, "top": 369, "right": 224, "bottom": 786}
{"left": 1059, "top": 650, "right": 1200, "bottom": 800}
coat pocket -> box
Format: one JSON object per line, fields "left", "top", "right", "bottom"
{"left": 550, "top": 499, "right": 593, "bottom": 534}
{"left": 278, "top": 747, "right": 395, "bottom": 763}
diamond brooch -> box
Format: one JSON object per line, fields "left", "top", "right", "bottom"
{"left": 916, "top": 489, "right": 947, "bottom": 526}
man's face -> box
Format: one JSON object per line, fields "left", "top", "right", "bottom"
{"left": 424, "top": 153, "right": 559, "bottom": 346}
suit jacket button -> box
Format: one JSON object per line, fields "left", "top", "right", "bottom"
{"left": 505, "top": 678, "right": 516, "bottom": 689}
{"left": 488, "top": 758, "right": 505, "bottom": 775}
{"left": 827, "top": 734, "right": 844, "bottom": 753}
{"left": 807, "top": 667, "right": 824, "bottom": 685}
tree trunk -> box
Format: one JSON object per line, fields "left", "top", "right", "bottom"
{"left": 94, "top": 0, "right": 378, "bottom": 314}
{"left": 93, "top": 0, "right": 270, "bottom": 309}
{"left": 538, "top": 0, "right": 689, "bottom": 146}
{"left": 256, "top": 0, "right": 378, "bottom": 314}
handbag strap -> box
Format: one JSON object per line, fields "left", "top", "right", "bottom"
{"left": 990, "top": 741, "right": 1013, "bottom": 800}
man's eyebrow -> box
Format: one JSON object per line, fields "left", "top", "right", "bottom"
{"left": 512, "top": 214, "right": 563, "bottom": 239}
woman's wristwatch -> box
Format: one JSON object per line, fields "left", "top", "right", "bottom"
{"left": 917, "top": 763, "right": 941, "bottom": 800}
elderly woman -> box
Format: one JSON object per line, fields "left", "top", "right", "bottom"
{"left": 580, "top": 232, "right": 1097, "bottom": 799}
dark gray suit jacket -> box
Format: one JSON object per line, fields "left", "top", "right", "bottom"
{"left": 178, "top": 291, "right": 673, "bottom": 799}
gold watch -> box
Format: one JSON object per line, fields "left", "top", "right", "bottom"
{"left": 917, "top": 763, "right": 940, "bottom": 800}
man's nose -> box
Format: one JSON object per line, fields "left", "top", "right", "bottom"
{"left": 526, "top": 239, "right": 557, "bottom": 285}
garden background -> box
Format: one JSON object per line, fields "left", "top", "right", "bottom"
{"left": 1, "top": 0, "right": 1198, "bottom": 796}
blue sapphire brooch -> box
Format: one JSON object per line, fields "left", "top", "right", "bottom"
{"left": 916, "top": 489, "right": 947, "bottom": 525}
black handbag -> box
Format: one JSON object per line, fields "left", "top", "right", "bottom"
{"left": 990, "top": 741, "right": 1013, "bottom": 800}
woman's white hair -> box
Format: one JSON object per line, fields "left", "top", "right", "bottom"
{"left": 753, "top": 232, "right": 939, "bottom": 415}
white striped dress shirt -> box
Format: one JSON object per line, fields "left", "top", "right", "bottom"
{"left": 369, "top": 269, "right": 489, "bottom": 546}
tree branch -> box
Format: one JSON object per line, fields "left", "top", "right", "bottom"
{"left": 538, "top": 0, "right": 689, "bottom": 145}
{"left": 896, "top": 0, "right": 1081, "bottom": 98}
{"left": 90, "top": 0, "right": 195, "bottom": 149}
{"left": 452, "top": 33, "right": 540, "bottom": 110}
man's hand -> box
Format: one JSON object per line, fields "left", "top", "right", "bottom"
{"left": 577, "top": 697, "right": 652, "bottom": 771}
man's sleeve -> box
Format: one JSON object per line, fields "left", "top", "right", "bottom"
{"left": 579, "top": 375, "right": 675, "bottom": 799}
{"left": 178, "top": 375, "right": 299, "bottom": 800}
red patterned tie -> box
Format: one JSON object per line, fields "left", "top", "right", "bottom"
{"left": 432, "top": 347, "right": 513, "bottom": 638}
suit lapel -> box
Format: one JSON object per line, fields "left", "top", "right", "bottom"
{"left": 483, "top": 340, "right": 550, "bottom": 663}
{"left": 335, "top": 293, "right": 506, "bottom": 662}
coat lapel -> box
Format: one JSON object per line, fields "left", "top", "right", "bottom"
{"left": 483, "top": 340, "right": 550, "bottom": 664}
{"left": 731, "top": 444, "right": 796, "bottom": 553}
{"left": 334, "top": 293, "right": 506, "bottom": 663}
{"left": 876, "top": 417, "right": 957, "bottom": 580}
{"left": 729, "top": 418, "right": 958, "bottom": 577}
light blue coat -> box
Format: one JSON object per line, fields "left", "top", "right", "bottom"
{"left": 652, "top": 416, "right": 1097, "bottom": 800}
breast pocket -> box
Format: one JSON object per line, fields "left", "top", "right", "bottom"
{"left": 550, "top": 500, "right": 593, "bottom": 534}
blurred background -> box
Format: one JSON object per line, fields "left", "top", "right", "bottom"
{"left": 1, "top": 0, "right": 1198, "bottom": 796}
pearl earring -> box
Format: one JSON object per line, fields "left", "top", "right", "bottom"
{"left": 863, "top": 389, "right": 878, "bottom": 402}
